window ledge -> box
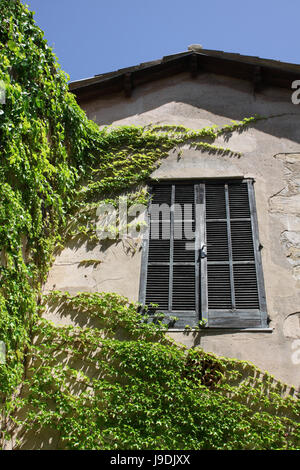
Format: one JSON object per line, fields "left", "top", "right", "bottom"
{"left": 167, "top": 328, "right": 273, "bottom": 333}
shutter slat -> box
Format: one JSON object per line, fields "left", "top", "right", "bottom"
{"left": 228, "top": 183, "right": 251, "bottom": 218}
{"left": 174, "top": 219, "right": 195, "bottom": 262}
{"left": 231, "top": 220, "right": 255, "bottom": 261}
{"left": 233, "top": 265, "right": 259, "bottom": 309}
{"left": 175, "top": 185, "right": 195, "bottom": 216}
{"left": 146, "top": 265, "right": 169, "bottom": 311}
{"left": 172, "top": 265, "right": 196, "bottom": 310}
{"left": 208, "top": 264, "right": 232, "bottom": 309}
{"left": 206, "top": 184, "right": 227, "bottom": 219}
{"left": 207, "top": 221, "right": 229, "bottom": 261}
{"left": 148, "top": 185, "right": 172, "bottom": 264}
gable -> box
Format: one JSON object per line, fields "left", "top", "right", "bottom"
{"left": 69, "top": 49, "right": 300, "bottom": 105}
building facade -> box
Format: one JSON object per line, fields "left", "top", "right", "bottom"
{"left": 44, "top": 49, "right": 300, "bottom": 389}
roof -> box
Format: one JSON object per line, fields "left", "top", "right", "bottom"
{"left": 69, "top": 49, "right": 300, "bottom": 103}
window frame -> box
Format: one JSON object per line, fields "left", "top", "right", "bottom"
{"left": 138, "top": 178, "right": 268, "bottom": 330}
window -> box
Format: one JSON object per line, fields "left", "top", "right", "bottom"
{"left": 139, "top": 179, "right": 268, "bottom": 329}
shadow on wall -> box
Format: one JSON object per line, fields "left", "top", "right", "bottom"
{"left": 53, "top": 231, "right": 126, "bottom": 260}
{"left": 82, "top": 75, "right": 300, "bottom": 145}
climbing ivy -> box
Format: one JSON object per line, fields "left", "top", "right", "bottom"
{"left": 0, "top": 0, "right": 299, "bottom": 450}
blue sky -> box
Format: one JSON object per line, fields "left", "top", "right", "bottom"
{"left": 23, "top": 0, "right": 300, "bottom": 83}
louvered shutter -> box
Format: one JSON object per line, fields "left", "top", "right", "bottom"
{"left": 139, "top": 179, "right": 267, "bottom": 329}
{"left": 145, "top": 185, "right": 171, "bottom": 311}
{"left": 140, "top": 183, "right": 199, "bottom": 328}
{"left": 204, "top": 180, "right": 267, "bottom": 328}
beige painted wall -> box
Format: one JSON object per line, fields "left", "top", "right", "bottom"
{"left": 43, "top": 72, "right": 300, "bottom": 388}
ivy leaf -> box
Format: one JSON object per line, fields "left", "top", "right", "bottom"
{"left": 16, "top": 350, "right": 24, "bottom": 361}
{"left": 7, "top": 40, "right": 18, "bottom": 51}
{"left": 35, "top": 97, "right": 42, "bottom": 108}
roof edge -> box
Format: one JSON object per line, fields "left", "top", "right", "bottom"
{"left": 69, "top": 49, "right": 300, "bottom": 102}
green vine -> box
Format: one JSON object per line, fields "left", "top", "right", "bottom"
{"left": 0, "top": 0, "right": 299, "bottom": 450}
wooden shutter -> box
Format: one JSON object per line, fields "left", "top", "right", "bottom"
{"left": 140, "top": 183, "right": 199, "bottom": 328}
{"left": 204, "top": 180, "right": 267, "bottom": 328}
{"left": 172, "top": 185, "right": 198, "bottom": 321}
{"left": 145, "top": 185, "right": 171, "bottom": 311}
{"left": 139, "top": 179, "right": 267, "bottom": 329}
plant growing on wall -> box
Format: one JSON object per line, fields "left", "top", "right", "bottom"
{"left": 0, "top": 0, "right": 299, "bottom": 450}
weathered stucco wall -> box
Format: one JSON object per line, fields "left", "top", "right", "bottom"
{"left": 44, "top": 72, "right": 300, "bottom": 388}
